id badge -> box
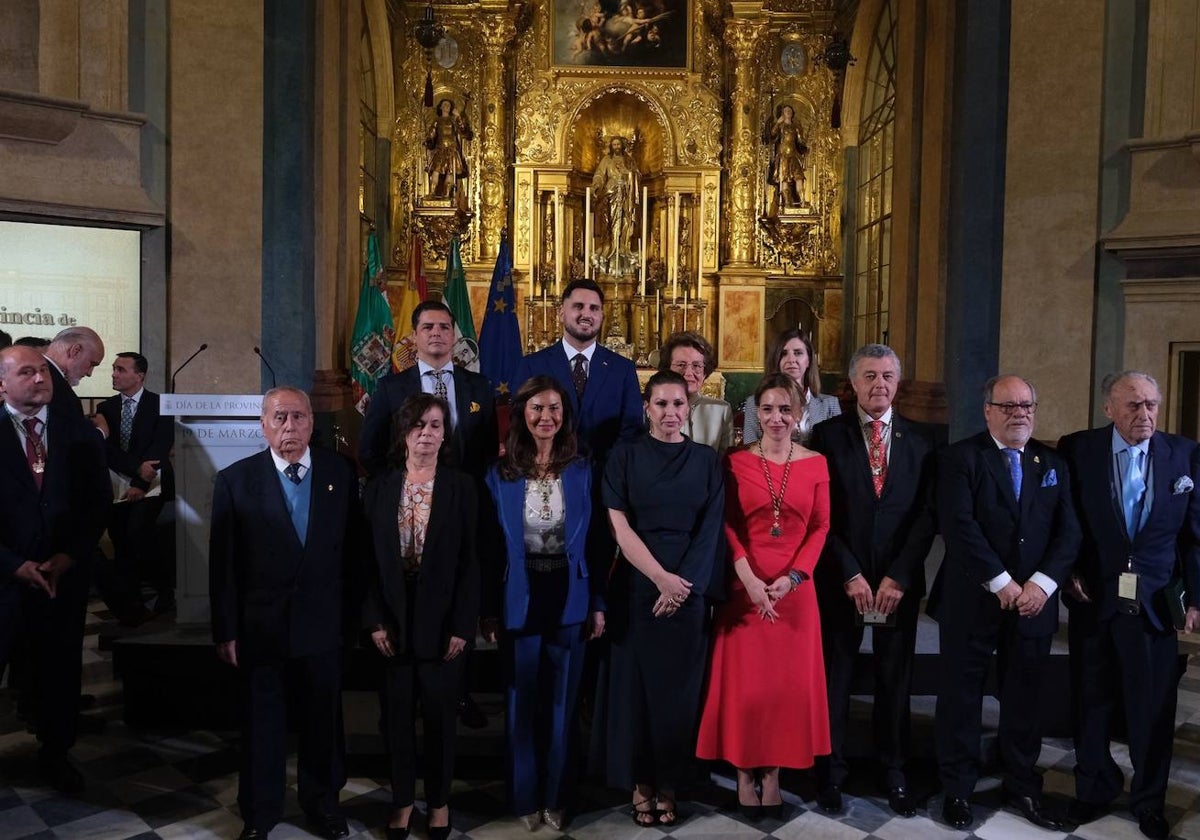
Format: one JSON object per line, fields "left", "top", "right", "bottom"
{"left": 1118, "top": 571, "right": 1140, "bottom": 614}
{"left": 857, "top": 609, "right": 897, "bottom": 628}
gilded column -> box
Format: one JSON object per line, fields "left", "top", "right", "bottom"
{"left": 477, "top": 12, "right": 515, "bottom": 262}
{"left": 723, "top": 18, "right": 764, "bottom": 266}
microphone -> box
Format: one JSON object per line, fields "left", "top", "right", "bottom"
{"left": 170, "top": 343, "right": 208, "bottom": 392}
{"left": 253, "top": 346, "right": 277, "bottom": 389}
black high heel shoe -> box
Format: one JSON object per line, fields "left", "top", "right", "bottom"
{"left": 384, "top": 827, "right": 410, "bottom": 840}
{"left": 738, "top": 802, "right": 763, "bottom": 821}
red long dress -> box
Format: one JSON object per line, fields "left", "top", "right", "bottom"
{"left": 696, "top": 449, "right": 832, "bottom": 768}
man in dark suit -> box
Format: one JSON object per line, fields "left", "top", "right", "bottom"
{"left": 359, "top": 300, "right": 498, "bottom": 728}
{"left": 931, "top": 374, "right": 1080, "bottom": 831}
{"left": 513, "top": 278, "right": 643, "bottom": 465}
{"left": 360, "top": 300, "right": 498, "bottom": 480}
{"left": 1059, "top": 371, "right": 1200, "bottom": 840}
{"left": 42, "top": 326, "right": 106, "bottom": 419}
{"left": 0, "top": 346, "right": 109, "bottom": 795}
{"left": 97, "top": 352, "right": 175, "bottom": 623}
{"left": 810, "top": 343, "right": 937, "bottom": 817}
{"left": 210, "top": 387, "right": 360, "bottom": 840}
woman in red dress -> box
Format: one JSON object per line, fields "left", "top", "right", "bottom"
{"left": 696, "top": 372, "right": 832, "bottom": 820}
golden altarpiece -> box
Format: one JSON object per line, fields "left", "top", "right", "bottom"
{"left": 387, "top": 0, "right": 846, "bottom": 380}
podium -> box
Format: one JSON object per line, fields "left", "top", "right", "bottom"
{"left": 159, "top": 394, "right": 266, "bottom": 624}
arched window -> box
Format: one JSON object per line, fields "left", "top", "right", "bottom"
{"left": 359, "top": 11, "right": 378, "bottom": 266}
{"left": 853, "top": 0, "right": 896, "bottom": 346}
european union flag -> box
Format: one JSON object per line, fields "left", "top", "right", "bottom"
{"left": 478, "top": 230, "right": 523, "bottom": 399}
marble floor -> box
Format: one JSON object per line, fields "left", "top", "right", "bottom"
{"left": 3, "top": 601, "right": 1200, "bottom": 840}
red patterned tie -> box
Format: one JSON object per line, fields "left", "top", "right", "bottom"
{"left": 868, "top": 419, "right": 887, "bottom": 497}
{"left": 23, "top": 417, "right": 45, "bottom": 490}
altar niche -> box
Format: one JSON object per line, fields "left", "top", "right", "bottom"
{"left": 514, "top": 86, "right": 719, "bottom": 365}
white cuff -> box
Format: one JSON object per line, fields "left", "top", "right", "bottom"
{"left": 985, "top": 571, "right": 1013, "bottom": 593}
{"left": 1028, "top": 572, "right": 1057, "bottom": 598}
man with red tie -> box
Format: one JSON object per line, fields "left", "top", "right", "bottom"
{"left": 0, "top": 345, "right": 109, "bottom": 794}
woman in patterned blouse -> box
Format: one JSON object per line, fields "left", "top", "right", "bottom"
{"left": 363, "top": 393, "right": 479, "bottom": 840}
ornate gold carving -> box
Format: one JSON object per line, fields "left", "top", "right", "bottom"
{"left": 723, "top": 18, "right": 765, "bottom": 266}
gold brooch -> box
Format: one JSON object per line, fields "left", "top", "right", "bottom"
{"left": 470, "top": 401, "right": 480, "bottom": 413}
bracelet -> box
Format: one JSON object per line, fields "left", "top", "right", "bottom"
{"left": 787, "top": 569, "right": 804, "bottom": 590}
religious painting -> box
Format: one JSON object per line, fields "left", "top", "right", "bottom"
{"left": 718, "top": 287, "right": 765, "bottom": 371}
{"left": 552, "top": 0, "right": 688, "bottom": 69}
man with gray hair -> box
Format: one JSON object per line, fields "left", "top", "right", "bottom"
{"left": 209, "top": 387, "right": 360, "bottom": 840}
{"left": 1058, "top": 371, "right": 1200, "bottom": 840}
{"left": 931, "top": 374, "right": 1079, "bottom": 831}
{"left": 809, "top": 344, "right": 938, "bottom": 817}
{"left": 43, "top": 327, "right": 105, "bottom": 418}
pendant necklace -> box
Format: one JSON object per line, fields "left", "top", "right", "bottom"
{"left": 758, "top": 440, "right": 794, "bottom": 538}
{"left": 533, "top": 463, "right": 554, "bottom": 521}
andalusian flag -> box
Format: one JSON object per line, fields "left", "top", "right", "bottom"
{"left": 391, "top": 234, "right": 428, "bottom": 372}
{"left": 442, "top": 235, "right": 479, "bottom": 371}
{"left": 350, "top": 230, "right": 394, "bottom": 414}
{"left": 478, "top": 231, "right": 522, "bottom": 398}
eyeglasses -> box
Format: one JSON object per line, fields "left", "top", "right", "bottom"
{"left": 987, "top": 401, "right": 1038, "bottom": 415}
{"left": 670, "top": 362, "right": 706, "bottom": 374}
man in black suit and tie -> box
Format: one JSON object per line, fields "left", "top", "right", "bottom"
{"left": 210, "top": 387, "right": 360, "bottom": 840}
{"left": 931, "top": 374, "right": 1080, "bottom": 831}
{"left": 1059, "top": 371, "right": 1200, "bottom": 840}
{"left": 0, "top": 346, "right": 110, "bottom": 795}
{"left": 360, "top": 301, "right": 498, "bottom": 481}
{"left": 809, "top": 344, "right": 937, "bottom": 817}
{"left": 97, "top": 352, "right": 175, "bottom": 623}
{"left": 359, "top": 300, "right": 498, "bottom": 728}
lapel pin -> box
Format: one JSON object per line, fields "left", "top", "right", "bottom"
{"left": 894, "top": 431, "right": 902, "bottom": 438}
{"left": 1033, "top": 456, "right": 1040, "bottom": 464}
{"left": 328, "top": 484, "right": 334, "bottom": 492}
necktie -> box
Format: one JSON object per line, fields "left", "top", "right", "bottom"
{"left": 284, "top": 462, "right": 303, "bottom": 485}
{"left": 1123, "top": 447, "right": 1146, "bottom": 537}
{"left": 1003, "top": 447, "right": 1022, "bottom": 500}
{"left": 23, "top": 417, "right": 45, "bottom": 490}
{"left": 868, "top": 420, "right": 887, "bottom": 497}
{"left": 427, "top": 369, "right": 448, "bottom": 401}
{"left": 120, "top": 396, "right": 135, "bottom": 451}
{"left": 571, "top": 354, "right": 587, "bottom": 398}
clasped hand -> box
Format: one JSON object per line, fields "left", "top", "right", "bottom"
{"left": 14, "top": 552, "right": 73, "bottom": 599}
{"left": 997, "top": 579, "right": 1047, "bottom": 617}
{"left": 652, "top": 572, "right": 692, "bottom": 618}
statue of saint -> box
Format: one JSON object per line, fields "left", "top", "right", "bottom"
{"left": 425, "top": 98, "right": 473, "bottom": 204}
{"left": 591, "top": 135, "right": 641, "bottom": 276}
{"left": 766, "top": 104, "right": 808, "bottom": 210}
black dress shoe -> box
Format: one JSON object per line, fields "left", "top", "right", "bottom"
{"left": 1137, "top": 809, "right": 1170, "bottom": 840}
{"left": 237, "top": 828, "right": 269, "bottom": 840}
{"left": 816, "top": 784, "right": 843, "bottom": 814}
{"left": 1007, "top": 794, "right": 1067, "bottom": 830}
{"left": 942, "top": 796, "right": 972, "bottom": 829}
{"left": 458, "top": 695, "right": 488, "bottom": 729}
{"left": 38, "top": 754, "right": 84, "bottom": 796}
{"left": 304, "top": 811, "right": 349, "bottom": 840}
{"left": 888, "top": 787, "right": 917, "bottom": 817}
{"left": 1066, "top": 798, "right": 1104, "bottom": 825}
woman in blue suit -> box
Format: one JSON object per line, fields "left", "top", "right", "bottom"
{"left": 483, "top": 375, "right": 605, "bottom": 832}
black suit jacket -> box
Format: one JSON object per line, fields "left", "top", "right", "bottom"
{"left": 0, "top": 407, "right": 110, "bottom": 663}
{"left": 930, "top": 431, "right": 1080, "bottom": 637}
{"left": 97, "top": 390, "right": 174, "bottom": 493}
{"left": 45, "top": 362, "right": 84, "bottom": 418}
{"left": 810, "top": 411, "right": 938, "bottom": 620}
{"left": 209, "top": 447, "right": 361, "bottom": 666}
{"left": 1058, "top": 426, "right": 1200, "bottom": 622}
{"left": 359, "top": 365, "right": 498, "bottom": 479}
{"left": 361, "top": 465, "right": 480, "bottom": 660}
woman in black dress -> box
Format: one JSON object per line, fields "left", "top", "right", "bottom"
{"left": 363, "top": 394, "right": 479, "bottom": 840}
{"left": 603, "top": 370, "right": 725, "bottom": 826}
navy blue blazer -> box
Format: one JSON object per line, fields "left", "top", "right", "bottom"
{"left": 1058, "top": 426, "right": 1200, "bottom": 622}
{"left": 359, "top": 364, "right": 498, "bottom": 479}
{"left": 513, "top": 343, "right": 642, "bottom": 464}
{"left": 485, "top": 459, "right": 596, "bottom": 630}
{"left": 209, "top": 447, "right": 361, "bottom": 665}
{"left": 810, "top": 411, "right": 939, "bottom": 610}
{"left": 97, "top": 389, "right": 174, "bottom": 493}
{"left": 930, "top": 431, "right": 1080, "bottom": 637}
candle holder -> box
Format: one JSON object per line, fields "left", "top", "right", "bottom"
{"left": 634, "top": 295, "right": 650, "bottom": 367}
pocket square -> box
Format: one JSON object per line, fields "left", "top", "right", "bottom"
{"left": 1041, "top": 469, "right": 1057, "bottom": 488}
{"left": 1174, "top": 475, "right": 1194, "bottom": 495}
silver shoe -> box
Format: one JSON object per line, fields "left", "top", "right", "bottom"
{"left": 541, "top": 809, "right": 564, "bottom": 831}
{"left": 518, "top": 812, "right": 541, "bottom": 831}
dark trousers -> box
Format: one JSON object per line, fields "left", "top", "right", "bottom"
{"left": 238, "top": 651, "right": 345, "bottom": 831}
{"left": 935, "top": 615, "right": 1051, "bottom": 799}
{"left": 1069, "top": 610, "right": 1182, "bottom": 815}
{"left": 107, "top": 497, "right": 169, "bottom": 600}
{"left": 380, "top": 651, "right": 464, "bottom": 809}
{"left": 507, "top": 617, "right": 586, "bottom": 815}
{"left": 817, "top": 594, "right": 919, "bottom": 789}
